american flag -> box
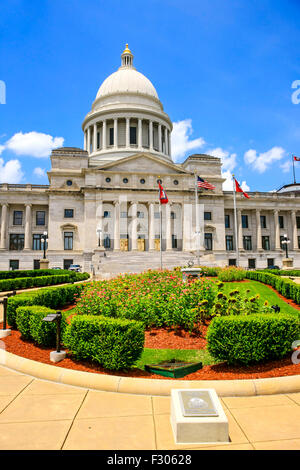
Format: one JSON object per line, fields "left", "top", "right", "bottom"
{"left": 197, "top": 176, "right": 216, "bottom": 190}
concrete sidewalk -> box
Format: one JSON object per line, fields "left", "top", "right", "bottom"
{"left": 0, "top": 365, "right": 300, "bottom": 450}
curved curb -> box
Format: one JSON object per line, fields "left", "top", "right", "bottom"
{"left": 1, "top": 350, "right": 300, "bottom": 396}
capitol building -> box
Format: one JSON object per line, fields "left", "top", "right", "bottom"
{"left": 0, "top": 44, "right": 300, "bottom": 273}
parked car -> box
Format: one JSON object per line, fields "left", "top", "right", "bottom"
{"left": 265, "top": 265, "right": 280, "bottom": 270}
{"left": 68, "top": 264, "right": 82, "bottom": 272}
{"left": 51, "top": 267, "right": 62, "bottom": 270}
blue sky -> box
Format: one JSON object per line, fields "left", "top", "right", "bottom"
{"left": 0, "top": 0, "right": 299, "bottom": 191}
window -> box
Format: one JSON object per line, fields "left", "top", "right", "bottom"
{"left": 66, "top": 180, "right": 73, "bottom": 186}
{"left": 248, "top": 259, "right": 256, "bottom": 269}
{"left": 297, "top": 217, "right": 300, "bottom": 229}
{"left": 33, "top": 260, "right": 40, "bottom": 270}
{"left": 104, "top": 235, "right": 111, "bottom": 249}
{"left": 267, "top": 258, "right": 274, "bottom": 267}
{"left": 109, "top": 128, "right": 114, "bottom": 145}
{"left": 36, "top": 211, "right": 45, "bottom": 226}
{"left": 226, "top": 235, "right": 234, "bottom": 251}
{"left": 229, "top": 259, "right": 236, "bottom": 266}
{"left": 298, "top": 236, "right": 300, "bottom": 249}
{"left": 204, "top": 233, "right": 212, "bottom": 250}
{"left": 64, "top": 232, "right": 73, "bottom": 250}
{"left": 9, "top": 234, "right": 24, "bottom": 251}
{"left": 279, "top": 215, "right": 284, "bottom": 228}
{"left": 262, "top": 236, "right": 270, "bottom": 250}
{"left": 13, "top": 211, "right": 23, "bottom": 225}
{"left": 9, "top": 260, "right": 19, "bottom": 270}
{"left": 280, "top": 235, "right": 286, "bottom": 249}
{"left": 130, "top": 126, "right": 137, "bottom": 144}
{"left": 97, "top": 132, "right": 100, "bottom": 149}
{"left": 172, "top": 234, "right": 177, "bottom": 249}
{"left": 154, "top": 212, "right": 160, "bottom": 219}
{"left": 171, "top": 211, "right": 176, "bottom": 219}
{"left": 103, "top": 211, "right": 111, "bottom": 218}
{"left": 64, "top": 209, "right": 74, "bottom": 218}
{"left": 105, "top": 177, "right": 111, "bottom": 183}
{"left": 140, "top": 178, "right": 145, "bottom": 184}
{"left": 123, "top": 178, "right": 128, "bottom": 184}
{"left": 242, "top": 215, "right": 248, "bottom": 228}
{"left": 243, "top": 235, "right": 252, "bottom": 250}
{"left": 173, "top": 180, "right": 179, "bottom": 185}
{"left": 225, "top": 215, "right": 230, "bottom": 228}
{"left": 32, "top": 234, "right": 43, "bottom": 250}
{"left": 137, "top": 211, "right": 144, "bottom": 218}
{"left": 260, "top": 215, "right": 267, "bottom": 228}
{"left": 63, "top": 259, "right": 73, "bottom": 270}
{"left": 120, "top": 212, "right": 128, "bottom": 218}
{"left": 204, "top": 212, "right": 211, "bottom": 221}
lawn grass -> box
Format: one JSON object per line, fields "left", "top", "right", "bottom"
{"left": 134, "top": 348, "right": 218, "bottom": 369}
{"left": 222, "top": 280, "right": 299, "bottom": 316}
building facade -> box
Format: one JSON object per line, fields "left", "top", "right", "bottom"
{"left": 1, "top": 45, "right": 300, "bottom": 272}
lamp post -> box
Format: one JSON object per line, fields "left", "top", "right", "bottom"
{"left": 281, "top": 233, "right": 291, "bottom": 259}
{"left": 41, "top": 231, "right": 48, "bottom": 259}
{"left": 42, "top": 311, "right": 66, "bottom": 362}
{"left": 96, "top": 227, "right": 102, "bottom": 248}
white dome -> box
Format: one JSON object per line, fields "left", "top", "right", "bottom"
{"left": 96, "top": 67, "right": 159, "bottom": 101}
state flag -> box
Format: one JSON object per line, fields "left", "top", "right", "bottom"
{"left": 234, "top": 178, "right": 250, "bottom": 199}
{"left": 158, "top": 181, "right": 168, "bottom": 204}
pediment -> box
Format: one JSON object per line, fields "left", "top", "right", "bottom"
{"left": 92, "top": 153, "right": 191, "bottom": 175}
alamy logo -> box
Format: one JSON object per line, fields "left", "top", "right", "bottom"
{"left": 291, "top": 80, "right": 300, "bottom": 105}
{"left": 0, "top": 80, "right": 6, "bottom": 104}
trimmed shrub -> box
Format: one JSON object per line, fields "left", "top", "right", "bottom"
{"left": 0, "top": 269, "right": 74, "bottom": 280}
{"left": 246, "top": 271, "right": 300, "bottom": 304}
{"left": 207, "top": 314, "right": 300, "bottom": 365}
{"left": 63, "top": 315, "right": 145, "bottom": 370}
{"left": 0, "top": 271, "right": 89, "bottom": 293}
{"left": 7, "top": 282, "right": 86, "bottom": 328}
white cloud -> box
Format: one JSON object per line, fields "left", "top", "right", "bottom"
{"left": 4, "top": 131, "right": 64, "bottom": 158}
{"left": 207, "top": 147, "right": 237, "bottom": 172}
{"left": 33, "top": 167, "right": 46, "bottom": 178}
{"left": 280, "top": 160, "right": 291, "bottom": 174}
{"left": 244, "top": 146, "right": 285, "bottom": 173}
{"left": 0, "top": 145, "right": 5, "bottom": 155}
{"left": 0, "top": 158, "right": 24, "bottom": 183}
{"left": 171, "top": 119, "right": 205, "bottom": 162}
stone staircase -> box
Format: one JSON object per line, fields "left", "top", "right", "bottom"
{"left": 92, "top": 250, "right": 218, "bottom": 278}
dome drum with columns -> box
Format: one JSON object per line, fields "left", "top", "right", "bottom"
{"left": 82, "top": 44, "right": 172, "bottom": 164}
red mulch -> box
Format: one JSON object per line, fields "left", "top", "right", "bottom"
{"left": 1, "top": 279, "right": 299, "bottom": 380}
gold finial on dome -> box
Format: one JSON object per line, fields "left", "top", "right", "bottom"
{"left": 123, "top": 43, "right": 131, "bottom": 54}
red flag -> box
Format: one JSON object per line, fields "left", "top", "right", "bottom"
{"left": 234, "top": 178, "right": 250, "bottom": 199}
{"left": 294, "top": 155, "right": 300, "bottom": 161}
{"left": 158, "top": 181, "right": 168, "bottom": 204}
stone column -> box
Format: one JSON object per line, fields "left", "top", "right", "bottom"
{"left": 93, "top": 123, "right": 97, "bottom": 152}
{"left": 102, "top": 120, "right": 107, "bottom": 149}
{"left": 238, "top": 209, "right": 244, "bottom": 250}
{"left": 138, "top": 119, "right": 142, "bottom": 149}
{"left": 87, "top": 126, "right": 91, "bottom": 154}
{"left": 274, "top": 209, "right": 281, "bottom": 250}
{"left": 148, "top": 203, "right": 155, "bottom": 250}
{"left": 131, "top": 202, "right": 138, "bottom": 251}
{"left": 168, "top": 130, "right": 171, "bottom": 156}
{"left": 164, "top": 127, "right": 168, "bottom": 155}
{"left": 84, "top": 130, "right": 87, "bottom": 151}
{"left": 114, "top": 200, "right": 120, "bottom": 251}
{"left": 256, "top": 209, "right": 262, "bottom": 250}
{"left": 126, "top": 118, "right": 130, "bottom": 148}
{"left": 114, "top": 118, "right": 118, "bottom": 148}
{"left": 291, "top": 210, "right": 298, "bottom": 250}
{"left": 158, "top": 124, "right": 162, "bottom": 153}
{"left": 149, "top": 121, "right": 153, "bottom": 151}
{"left": 24, "top": 204, "right": 32, "bottom": 250}
{"left": 0, "top": 204, "right": 8, "bottom": 250}
{"left": 166, "top": 203, "right": 172, "bottom": 250}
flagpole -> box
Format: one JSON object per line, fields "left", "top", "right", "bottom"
{"left": 158, "top": 184, "right": 163, "bottom": 270}
{"left": 293, "top": 155, "right": 296, "bottom": 184}
{"left": 232, "top": 174, "right": 239, "bottom": 267}
{"left": 195, "top": 173, "right": 200, "bottom": 266}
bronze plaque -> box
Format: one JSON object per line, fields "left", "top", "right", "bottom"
{"left": 179, "top": 390, "right": 219, "bottom": 417}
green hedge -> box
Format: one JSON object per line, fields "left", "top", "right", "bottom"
{"left": 207, "top": 314, "right": 300, "bottom": 365}
{"left": 16, "top": 305, "right": 67, "bottom": 347}
{"left": 0, "top": 271, "right": 89, "bottom": 293}
{"left": 258, "top": 269, "right": 300, "bottom": 277}
{"left": 7, "top": 281, "right": 87, "bottom": 328}
{"left": 246, "top": 271, "right": 300, "bottom": 304}
{"left": 63, "top": 315, "right": 145, "bottom": 370}
{"left": 0, "top": 269, "right": 72, "bottom": 280}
